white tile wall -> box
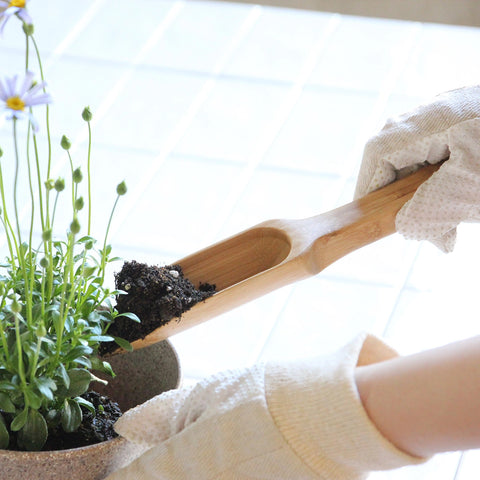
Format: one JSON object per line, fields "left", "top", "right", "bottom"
{"left": 1, "top": 1, "right": 480, "bottom": 477}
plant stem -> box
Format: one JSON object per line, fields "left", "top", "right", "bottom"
{"left": 12, "top": 120, "right": 23, "bottom": 248}
{"left": 100, "top": 195, "right": 120, "bottom": 284}
{"left": 12, "top": 120, "right": 33, "bottom": 326}
{"left": 0, "top": 170, "right": 16, "bottom": 265}
{"left": 29, "top": 336, "right": 43, "bottom": 382}
{"left": 26, "top": 122, "right": 37, "bottom": 322}
{"left": 86, "top": 121, "right": 92, "bottom": 236}
{"left": 14, "top": 313, "right": 27, "bottom": 388}
{"left": 31, "top": 35, "right": 52, "bottom": 181}
{"left": 56, "top": 231, "right": 76, "bottom": 362}
{"left": 0, "top": 291, "right": 11, "bottom": 365}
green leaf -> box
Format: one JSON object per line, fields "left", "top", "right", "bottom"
{"left": 113, "top": 336, "right": 133, "bottom": 352}
{"left": 10, "top": 407, "right": 29, "bottom": 431}
{"left": 75, "top": 396, "right": 95, "bottom": 414}
{"left": 82, "top": 265, "right": 97, "bottom": 278}
{"left": 81, "top": 298, "right": 96, "bottom": 316}
{"left": 61, "top": 398, "right": 82, "bottom": 433}
{"left": 24, "top": 389, "right": 42, "bottom": 410}
{"left": 0, "top": 381, "right": 17, "bottom": 391}
{"left": 57, "top": 363, "right": 70, "bottom": 389}
{"left": 0, "top": 413, "right": 9, "bottom": 449}
{"left": 74, "top": 356, "right": 92, "bottom": 369}
{"left": 77, "top": 235, "right": 96, "bottom": 244}
{"left": 18, "top": 409, "right": 48, "bottom": 451}
{"left": 44, "top": 409, "right": 61, "bottom": 428}
{"left": 0, "top": 392, "right": 16, "bottom": 413}
{"left": 116, "top": 311, "right": 141, "bottom": 323}
{"left": 51, "top": 309, "right": 61, "bottom": 334}
{"left": 66, "top": 368, "right": 92, "bottom": 397}
{"left": 34, "top": 377, "right": 57, "bottom": 401}
{"left": 90, "top": 357, "right": 115, "bottom": 377}
{"left": 63, "top": 345, "right": 93, "bottom": 363}
{"left": 88, "top": 335, "right": 114, "bottom": 343}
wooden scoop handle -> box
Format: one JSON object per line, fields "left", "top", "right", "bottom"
{"left": 120, "top": 162, "right": 441, "bottom": 353}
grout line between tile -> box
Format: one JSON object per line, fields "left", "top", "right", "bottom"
{"left": 208, "top": 13, "right": 343, "bottom": 242}
{"left": 65, "top": 1, "right": 186, "bottom": 154}
{"left": 452, "top": 453, "right": 465, "bottom": 480}
{"left": 42, "top": 0, "right": 108, "bottom": 72}
{"left": 380, "top": 242, "right": 423, "bottom": 338}
{"left": 253, "top": 285, "right": 297, "bottom": 363}
{"left": 106, "top": 4, "right": 263, "bottom": 239}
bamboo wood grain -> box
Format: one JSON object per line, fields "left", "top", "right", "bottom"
{"left": 123, "top": 163, "right": 441, "bottom": 352}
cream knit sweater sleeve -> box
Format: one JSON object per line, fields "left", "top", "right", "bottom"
{"left": 106, "top": 334, "right": 427, "bottom": 480}
{"left": 265, "top": 334, "right": 427, "bottom": 479}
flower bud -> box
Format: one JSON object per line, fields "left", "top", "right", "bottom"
{"left": 82, "top": 106, "right": 93, "bottom": 122}
{"left": 44, "top": 178, "right": 55, "bottom": 190}
{"left": 116, "top": 181, "right": 127, "bottom": 196}
{"left": 42, "top": 228, "right": 52, "bottom": 242}
{"left": 54, "top": 177, "right": 65, "bottom": 192}
{"left": 72, "top": 167, "right": 83, "bottom": 183}
{"left": 70, "top": 217, "right": 81, "bottom": 234}
{"left": 85, "top": 239, "right": 94, "bottom": 250}
{"left": 36, "top": 323, "right": 47, "bottom": 338}
{"left": 75, "top": 196, "right": 84, "bottom": 210}
{"left": 22, "top": 23, "right": 34, "bottom": 36}
{"left": 60, "top": 135, "right": 71, "bottom": 150}
{"left": 39, "top": 257, "right": 49, "bottom": 269}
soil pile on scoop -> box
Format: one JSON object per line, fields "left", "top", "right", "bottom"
{"left": 105, "top": 260, "right": 215, "bottom": 350}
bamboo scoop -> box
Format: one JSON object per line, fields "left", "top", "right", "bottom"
{"left": 125, "top": 163, "right": 440, "bottom": 352}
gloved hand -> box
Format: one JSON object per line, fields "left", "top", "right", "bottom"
{"left": 105, "top": 334, "right": 426, "bottom": 480}
{"left": 354, "top": 86, "right": 480, "bottom": 252}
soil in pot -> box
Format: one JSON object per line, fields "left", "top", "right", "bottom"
{"left": 6, "top": 392, "right": 122, "bottom": 452}
{"left": 101, "top": 261, "right": 216, "bottom": 354}
{"left": 43, "top": 392, "right": 122, "bottom": 451}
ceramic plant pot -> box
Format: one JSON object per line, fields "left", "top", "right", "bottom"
{"left": 0, "top": 340, "right": 181, "bottom": 480}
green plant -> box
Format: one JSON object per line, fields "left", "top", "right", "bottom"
{"left": 0, "top": 2, "right": 138, "bottom": 450}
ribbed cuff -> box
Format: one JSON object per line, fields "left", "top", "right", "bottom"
{"left": 265, "top": 333, "right": 428, "bottom": 480}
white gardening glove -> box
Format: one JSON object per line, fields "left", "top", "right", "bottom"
{"left": 354, "top": 86, "right": 480, "bottom": 253}
{"left": 105, "top": 334, "right": 426, "bottom": 480}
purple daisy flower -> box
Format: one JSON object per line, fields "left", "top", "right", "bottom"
{"left": 0, "top": 71, "right": 52, "bottom": 131}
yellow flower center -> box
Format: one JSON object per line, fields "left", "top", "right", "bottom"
{"left": 6, "top": 96, "right": 26, "bottom": 111}
{"left": 9, "top": 0, "right": 26, "bottom": 7}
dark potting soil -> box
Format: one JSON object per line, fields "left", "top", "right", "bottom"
{"left": 100, "top": 261, "right": 215, "bottom": 354}
{"left": 5, "top": 392, "right": 121, "bottom": 451}
{"left": 42, "top": 392, "right": 122, "bottom": 451}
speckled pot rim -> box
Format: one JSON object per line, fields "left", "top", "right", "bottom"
{"left": 0, "top": 433, "right": 126, "bottom": 458}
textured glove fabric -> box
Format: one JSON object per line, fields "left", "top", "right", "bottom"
{"left": 354, "top": 86, "right": 480, "bottom": 252}
{"left": 105, "top": 334, "right": 426, "bottom": 480}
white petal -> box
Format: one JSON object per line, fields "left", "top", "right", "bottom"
{"left": 17, "top": 9, "right": 32, "bottom": 25}
{"left": 4, "top": 76, "right": 18, "bottom": 98}
{"left": 25, "top": 80, "right": 47, "bottom": 98}
{"left": 19, "top": 71, "right": 35, "bottom": 96}
{"left": 26, "top": 93, "right": 52, "bottom": 107}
